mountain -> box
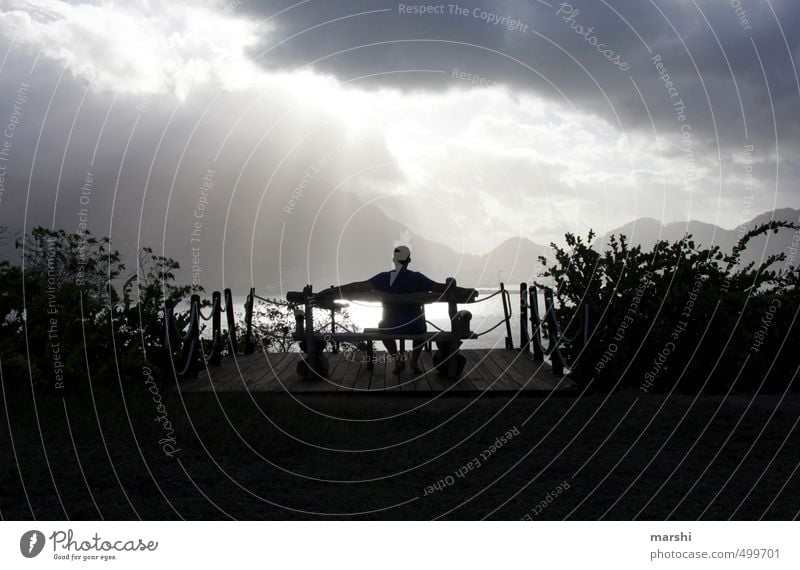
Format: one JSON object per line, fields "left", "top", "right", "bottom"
{"left": 245, "top": 187, "right": 551, "bottom": 295}
{"left": 173, "top": 177, "right": 797, "bottom": 296}
{"left": 592, "top": 208, "right": 800, "bottom": 268}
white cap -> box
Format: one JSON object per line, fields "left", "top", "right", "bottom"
{"left": 393, "top": 245, "right": 411, "bottom": 262}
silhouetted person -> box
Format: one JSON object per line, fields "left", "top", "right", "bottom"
{"left": 319, "top": 245, "right": 450, "bottom": 374}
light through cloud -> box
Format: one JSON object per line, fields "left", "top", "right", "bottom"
{"left": 0, "top": 0, "right": 786, "bottom": 258}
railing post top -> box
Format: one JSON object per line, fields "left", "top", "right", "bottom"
{"left": 190, "top": 294, "right": 201, "bottom": 302}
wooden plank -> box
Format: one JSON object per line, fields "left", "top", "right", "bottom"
{"left": 199, "top": 352, "right": 264, "bottom": 387}
{"left": 402, "top": 349, "right": 431, "bottom": 391}
{"left": 318, "top": 352, "right": 348, "bottom": 392}
{"left": 447, "top": 347, "right": 480, "bottom": 391}
{"left": 420, "top": 352, "right": 448, "bottom": 392}
{"left": 474, "top": 349, "right": 516, "bottom": 391}
{"left": 399, "top": 352, "right": 420, "bottom": 392}
{"left": 352, "top": 351, "right": 374, "bottom": 392}
{"left": 409, "top": 352, "right": 434, "bottom": 392}
{"left": 326, "top": 352, "right": 352, "bottom": 391}
{"left": 338, "top": 350, "right": 364, "bottom": 391}
{"left": 260, "top": 353, "right": 304, "bottom": 391}
{"left": 293, "top": 355, "right": 331, "bottom": 392}
{"left": 384, "top": 355, "right": 402, "bottom": 392}
{"left": 271, "top": 353, "right": 313, "bottom": 392}
{"left": 495, "top": 350, "right": 555, "bottom": 390}
{"left": 434, "top": 345, "right": 471, "bottom": 391}
{"left": 462, "top": 350, "right": 492, "bottom": 391}
{"left": 201, "top": 352, "right": 279, "bottom": 392}
{"left": 179, "top": 349, "right": 567, "bottom": 394}
{"left": 370, "top": 353, "right": 387, "bottom": 391}
{"left": 260, "top": 352, "right": 302, "bottom": 391}
{"left": 246, "top": 351, "right": 290, "bottom": 387}
{"left": 486, "top": 349, "right": 529, "bottom": 390}
{"left": 294, "top": 287, "right": 478, "bottom": 306}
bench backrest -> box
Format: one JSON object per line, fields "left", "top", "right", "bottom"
{"left": 287, "top": 283, "right": 477, "bottom": 307}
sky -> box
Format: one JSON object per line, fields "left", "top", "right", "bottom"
{"left": 0, "top": 0, "right": 798, "bottom": 287}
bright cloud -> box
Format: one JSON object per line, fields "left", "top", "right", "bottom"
{"left": 0, "top": 0, "right": 264, "bottom": 98}
{"left": 0, "top": 0, "right": 727, "bottom": 251}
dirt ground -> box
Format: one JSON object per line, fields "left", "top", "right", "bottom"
{"left": 1, "top": 381, "right": 798, "bottom": 520}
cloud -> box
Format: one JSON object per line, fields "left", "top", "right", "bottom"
{"left": 0, "top": 0, "right": 265, "bottom": 98}
{"left": 0, "top": 0, "right": 797, "bottom": 282}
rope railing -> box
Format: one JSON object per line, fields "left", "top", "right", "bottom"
{"left": 422, "top": 282, "right": 513, "bottom": 340}
{"left": 469, "top": 288, "right": 504, "bottom": 303}
{"left": 518, "top": 283, "right": 590, "bottom": 377}
{"left": 161, "top": 280, "right": 587, "bottom": 381}
{"left": 163, "top": 287, "right": 241, "bottom": 379}
{"left": 474, "top": 316, "right": 511, "bottom": 337}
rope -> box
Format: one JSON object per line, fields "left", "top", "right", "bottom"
{"left": 425, "top": 320, "right": 447, "bottom": 332}
{"left": 314, "top": 320, "right": 359, "bottom": 334}
{"left": 469, "top": 288, "right": 503, "bottom": 303}
{"left": 474, "top": 317, "right": 512, "bottom": 337}
{"left": 504, "top": 289, "right": 513, "bottom": 318}
{"left": 559, "top": 330, "right": 579, "bottom": 344}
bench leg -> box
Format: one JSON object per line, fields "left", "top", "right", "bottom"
{"left": 447, "top": 341, "right": 460, "bottom": 379}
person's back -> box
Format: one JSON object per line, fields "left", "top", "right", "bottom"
{"left": 368, "top": 265, "right": 436, "bottom": 335}
{"left": 321, "top": 245, "right": 447, "bottom": 373}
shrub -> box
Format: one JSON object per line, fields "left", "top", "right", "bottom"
{"left": 537, "top": 222, "right": 800, "bottom": 394}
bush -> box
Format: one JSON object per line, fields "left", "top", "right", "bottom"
{"left": 0, "top": 228, "right": 199, "bottom": 390}
{"left": 537, "top": 222, "right": 800, "bottom": 394}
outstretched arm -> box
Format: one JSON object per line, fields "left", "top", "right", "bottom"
{"left": 429, "top": 280, "right": 479, "bottom": 301}
{"left": 334, "top": 280, "right": 374, "bottom": 294}
{"left": 317, "top": 280, "right": 374, "bottom": 302}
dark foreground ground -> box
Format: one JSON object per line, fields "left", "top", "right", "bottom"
{"left": 1, "top": 379, "right": 798, "bottom": 520}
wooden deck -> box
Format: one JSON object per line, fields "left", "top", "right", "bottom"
{"left": 179, "top": 349, "right": 577, "bottom": 394}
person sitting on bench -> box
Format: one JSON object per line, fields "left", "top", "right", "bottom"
{"left": 318, "top": 245, "right": 451, "bottom": 374}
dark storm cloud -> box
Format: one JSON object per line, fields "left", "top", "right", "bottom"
{"left": 244, "top": 0, "right": 800, "bottom": 152}
{"left": 1, "top": 0, "right": 799, "bottom": 289}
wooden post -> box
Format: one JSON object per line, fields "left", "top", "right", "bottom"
{"left": 244, "top": 287, "right": 255, "bottom": 355}
{"left": 178, "top": 294, "right": 201, "bottom": 379}
{"left": 163, "top": 299, "right": 177, "bottom": 374}
{"left": 571, "top": 302, "right": 590, "bottom": 377}
{"left": 529, "top": 285, "right": 544, "bottom": 361}
{"left": 366, "top": 341, "right": 374, "bottom": 370}
{"left": 519, "top": 282, "right": 529, "bottom": 352}
{"left": 163, "top": 299, "right": 176, "bottom": 353}
{"left": 446, "top": 277, "right": 459, "bottom": 379}
{"left": 208, "top": 291, "right": 223, "bottom": 366}
{"left": 543, "top": 287, "right": 565, "bottom": 376}
{"left": 224, "top": 288, "right": 237, "bottom": 353}
{"left": 303, "top": 285, "right": 317, "bottom": 375}
{"left": 330, "top": 307, "right": 339, "bottom": 354}
{"left": 500, "top": 282, "right": 514, "bottom": 350}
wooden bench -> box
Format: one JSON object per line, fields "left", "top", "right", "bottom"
{"left": 286, "top": 277, "right": 478, "bottom": 380}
